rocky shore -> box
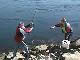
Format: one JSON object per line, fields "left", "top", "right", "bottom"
{"left": 0, "top": 38, "right": 80, "bottom": 60}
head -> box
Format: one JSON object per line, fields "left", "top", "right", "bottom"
{"left": 19, "top": 22, "right": 24, "bottom": 25}
{"left": 30, "top": 21, "right": 33, "bottom": 25}
{"left": 61, "top": 17, "right": 67, "bottom": 23}
{"left": 18, "top": 21, "right": 24, "bottom": 28}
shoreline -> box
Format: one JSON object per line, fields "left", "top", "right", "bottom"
{"left": 0, "top": 37, "right": 80, "bottom": 60}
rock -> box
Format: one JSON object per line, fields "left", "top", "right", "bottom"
{"left": 45, "top": 56, "right": 52, "bottom": 60}
{"left": 7, "top": 52, "right": 14, "bottom": 59}
{"left": 31, "top": 51, "right": 37, "bottom": 54}
{"left": 35, "top": 45, "right": 48, "bottom": 51}
{"left": 16, "top": 52, "right": 25, "bottom": 58}
{"left": 20, "top": 50, "right": 28, "bottom": 58}
{"left": 29, "top": 55, "right": 37, "bottom": 60}
{"left": 30, "top": 55, "right": 36, "bottom": 58}
{"left": 28, "top": 58, "right": 32, "bottom": 60}
{"left": 76, "top": 39, "right": 80, "bottom": 46}
{"left": 0, "top": 53, "right": 6, "bottom": 60}
{"left": 50, "top": 44, "right": 54, "bottom": 47}
{"left": 13, "top": 52, "right": 25, "bottom": 60}
{"left": 78, "top": 48, "right": 80, "bottom": 50}
{"left": 62, "top": 40, "right": 70, "bottom": 49}
{"left": 62, "top": 51, "right": 80, "bottom": 60}
{"left": 37, "top": 53, "right": 53, "bottom": 60}
{"left": 46, "top": 50, "right": 49, "bottom": 53}
{"left": 1, "top": 39, "right": 80, "bottom": 60}
{"left": 13, "top": 57, "right": 19, "bottom": 60}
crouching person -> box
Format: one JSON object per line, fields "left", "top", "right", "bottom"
{"left": 51, "top": 17, "right": 73, "bottom": 40}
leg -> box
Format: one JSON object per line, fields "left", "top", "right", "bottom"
{"left": 64, "top": 33, "right": 68, "bottom": 40}
{"left": 65, "top": 32, "right": 72, "bottom": 40}
{"left": 21, "top": 41, "right": 29, "bottom": 59}
{"left": 22, "top": 35, "right": 25, "bottom": 40}
{"left": 67, "top": 32, "right": 72, "bottom": 41}
{"left": 22, "top": 41, "right": 29, "bottom": 53}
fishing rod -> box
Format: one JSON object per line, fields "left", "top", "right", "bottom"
{"left": 22, "top": 1, "right": 38, "bottom": 48}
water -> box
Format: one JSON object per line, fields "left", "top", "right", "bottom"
{"left": 0, "top": 0, "right": 80, "bottom": 49}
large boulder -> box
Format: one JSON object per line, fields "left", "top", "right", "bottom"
{"left": 0, "top": 53, "right": 6, "bottom": 60}
{"left": 76, "top": 39, "right": 80, "bottom": 46}
{"left": 62, "top": 51, "right": 80, "bottom": 60}
{"left": 7, "top": 52, "right": 14, "bottom": 59}
{"left": 62, "top": 40, "right": 70, "bottom": 49}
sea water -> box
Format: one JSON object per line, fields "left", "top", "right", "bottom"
{"left": 0, "top": 0, "right": 80, "bottom": 49}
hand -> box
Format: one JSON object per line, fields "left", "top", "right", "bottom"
{"left": 50, "top": 26, "right": 55, "bottom": 29}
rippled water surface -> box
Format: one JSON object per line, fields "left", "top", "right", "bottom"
{"left": 0, "top": 0, "right": 80, "bottom": 49}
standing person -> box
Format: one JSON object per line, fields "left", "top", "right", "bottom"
{"left": 15, "top": 22, "right": 26, "bottom": 44}
{"left": 14, "top": 22, "right": 26, "bottom": 57}
{"left": 15, "top": 21, "right": 34, "bottom": 43}
{"left": 50, "top": 17, "right": 73, "bottom": 40}
{"left": 14, "top": 21, "right": 34, "bottom": 56}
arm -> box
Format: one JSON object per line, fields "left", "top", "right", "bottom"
{"left": 55, "top": 23, "right": 61, "bottom": 27}
{"left": 19, "top": 28, "right": 26, "bottom": 35}
{"left": 50, "top": 23, "right": 61, "bottom": 29}
{"left": 50, "top": 26, "right": 56, "bottom": 29}
{"left": 25, "top": 22, "right": 34, "bottom": 28}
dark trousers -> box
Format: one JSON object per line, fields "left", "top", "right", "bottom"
{"left": 65, "top": 32, "right": 72, "bottom": 40}
{"left": 14, "top": 42, "right": 29, "bottom": 57}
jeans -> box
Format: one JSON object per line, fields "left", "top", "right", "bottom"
{"left": 14, "top": 42, "right": 29, "bottom": 57}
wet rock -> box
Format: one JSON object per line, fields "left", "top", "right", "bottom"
{"left": 35, "top": 45, "right": 48, "bottom": 51}
{"left": 45, "top": 54, "right": 53, "bottom": 60}
{"left": 70, "top": 38, "right": 80, "bottom": 49}
{"left": 37, "top": 54, "right": 53, "bottom": 60}
{"left": 62, "top": 51, "right": 80, "bottom": 60}
{"left": 0, "top": 53, "right": 6, "bottom": 60}
{"left": 30, "top": 51, "right": 37, "bottom": 55}
{"left": 46, "top": 50, "right": 49, "bottom": 53}
{"left": 20, "top": 50, "right": 28, "bottom": 58}
{"left": 1, "top": 38, "right": 80, "bottom": 60}
{"left": 30, "top": 55, "right": 36, "bottom": 59}
{"left": 62, "top": 40, "right": 70, "bottom": 49}
{"left": 76, "top": 39, "right": 80, "bottom": 46}
{"left": 13, "top": 52, "right": 25, "bottom": 60}
{"left": 7, "top": 52, "right": 14, "bottom": 59}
